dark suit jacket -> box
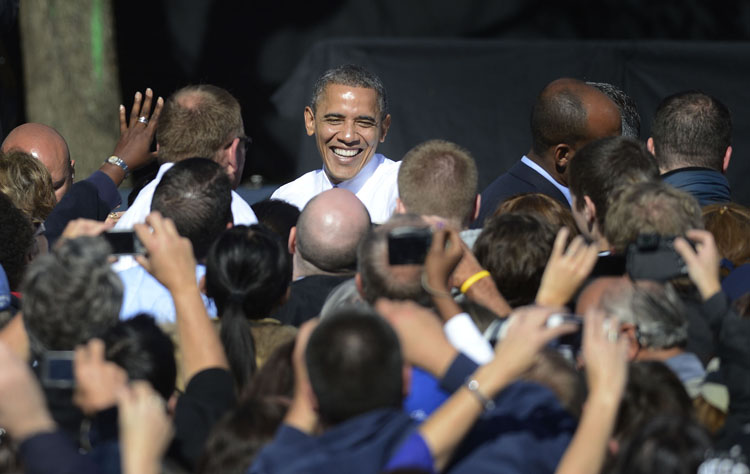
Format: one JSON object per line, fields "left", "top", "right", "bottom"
{"left": 272, "top": 274, "right": 351, "bottom": 327}
{"left": 475, "top": 159, "right": 569, "bottom": 227}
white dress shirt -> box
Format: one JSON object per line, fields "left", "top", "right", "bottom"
{"left": 271, "top": 153, "right": 400, "bottom": 224}
{"left": 114, "top": 162, "right": 258, "bottom": 230}
{"left": 520, "top": 155, "right": 572, "bottom": 206}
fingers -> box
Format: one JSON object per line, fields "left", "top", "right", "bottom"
{"left": 119, "top": 104, "right": 127, "bottom": 134}
{"left": 430, "top": 228, "right": 448, "bottom": 254}
{"left": 139, "top": 88, "right": 153, "bottom": 125}
{"left": 551, "top": 226, "right": 571, "bottom": 258}
{"left": 148, "top": 96, "right": 164, "bottom": 132}
{"left": 673, "top": 237, "right": 697, "bottom": 266}
{"left": 129, "top": 91, "right": 142, "bottom": 128}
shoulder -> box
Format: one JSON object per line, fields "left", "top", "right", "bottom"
{"left": 271, "top": 169, "right": 324, "bottom": 207}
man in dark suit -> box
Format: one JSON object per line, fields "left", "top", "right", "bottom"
{"left": 475, "top": 78, "right": 621, "bottom": 226}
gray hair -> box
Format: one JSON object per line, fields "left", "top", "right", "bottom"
{"left": 587, "top": 81, "right": 641, "bottom": 139}
{"left": 22, "top": 236, "right": 122, "bottom": 351}
{"left": 310, "top": 64, "right": 388, "bottom": 119}
{"left": 602, "top": 281, "right": 687, "bottom": 350}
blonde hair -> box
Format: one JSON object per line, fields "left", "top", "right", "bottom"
{"left": 0, "top": 150, "right": 55, "bottom": 223}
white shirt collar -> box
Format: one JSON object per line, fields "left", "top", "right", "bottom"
{"left": 322, "top": 153, "right": 384, "bottom": 194}
{"left": 520, "top": 155, "right": 572, "bottom": 205}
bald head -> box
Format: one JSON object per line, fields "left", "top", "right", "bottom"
{"left": 294, "top": 188, "right": 371, "bottom": 274}
{"left": 530, "top": 78, "right": 621, "bottom": 184}
{"left": 2, "top": 123, "right": 72, "bottom": 202}
{"left": 575, "top": 276, "right": 630, "bottom": 315}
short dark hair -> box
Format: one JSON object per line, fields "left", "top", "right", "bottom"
{"left": 206, "top": 225, "right": 292, "bottom": 390}
{"left": 0, "top": 192, "right": 33, "bottom": 290}
{"left": 157, "top": 84, "right": 244, "bottom": 164}
{"left": 357, "top": 214, "right": 431, "bottom": 306}
{"left": 651, "top": 90, "right": 732, "bottom": 171}
{"left": 22, "top": 236, "right": 122, "bottom": 351}
{"left": 151, "top": 158, "right": 232, "bottom": 260}
{"left": 310, "top": 64, "right": 388, "bottom": 119}
{"left": 305, "top": 308, "right": 403, "bottom": 425}
{"left": 569, "top": 136, "right": 659, "bottom": 231}
{"left": 474, "top": 213, "right": 557, "bottom": 307}
{"left": 604, "top": 181, "right": 703, "bottom": 254}
{"left": 587, "top": 82, "right": 641, "bottom": 138}
{"left": 398, "top": 139, "right": 478, "bottom": 227}
{"left": 251, "top": 199, "right": 301, "bottom": 245}
{"left": 530, "top": 87, "right": 588, "bottom": 156}
{"left": 102, "top": 314, "right": 177, "bottom": 400}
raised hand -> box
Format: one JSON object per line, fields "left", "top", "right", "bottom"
{"left": 674, "top": 229, "right": 722, "bottom": 300}
{"left": 536, "top": 227, "right": 599, "bottom": 306}
{"left": 134, "top": 211, "right": 197, "bottom": 293}
{"left": 111, "top": 88, "right": 164, "bottom": 175}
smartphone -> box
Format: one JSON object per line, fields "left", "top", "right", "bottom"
{"left": 388, "top": 226, "right": 432, "bottom": 265}
{"left": 41, "top": 351, "right": 76, "bottom": 389}
{"left": 103, "top": 230, "right": 145, "bottom": 255}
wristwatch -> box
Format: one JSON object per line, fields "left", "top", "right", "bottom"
{"left": 105, "top": 155, "right": 129, "bottom": 176}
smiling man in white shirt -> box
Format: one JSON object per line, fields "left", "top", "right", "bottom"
{"left": 271, "top": 64, "right": 400, "bottom": 223}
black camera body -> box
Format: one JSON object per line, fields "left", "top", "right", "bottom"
{"left": 387, "top": 226, "right": 432, "bottom": 265}
{"left": 626, "top": 234, "right": 690, "bottom": 281}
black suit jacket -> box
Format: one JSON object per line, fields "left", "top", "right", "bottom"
{"left": 272, "top": 274, "right": 351, "bottom": 327}
{"left": 474, "top": 159, "right": 569, "bottom": 227}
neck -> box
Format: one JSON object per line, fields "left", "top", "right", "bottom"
{"left": 527, "top": 150, "right": 565, "bottom": 186}
{"left": 293, "top": 255, "right": 353, "bottom": 280}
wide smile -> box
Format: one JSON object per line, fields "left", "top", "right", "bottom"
{"left": 330, "top": 147, "right": 363, "bottom": 161}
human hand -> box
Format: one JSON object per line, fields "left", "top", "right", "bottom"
{"left": 536, "top": 227, "right": 599, "bottom": 306}
{"left": 674, "top": 229, "right": 722, "bottom": 301}
{"left": 424, "top": 229, "right": 464, "bottom": 294}
{"left": 59, "top": 218, "right": 113, "bottom": 243}
{"left": 0, "top": 341, "right": 55, "bottom": 442}
{"left": 134, "top": 211, "right": 197, "bottom": 293}
{"left": 492, "top": 306, "right": 577, "bottom": 388}
{"left": 118, "top": 381, "right": 173, "bottom": 474}
{"left": 112, "top": 88, "right": 163, "bottom": 172}
{"left": 449, "top": 238, "right": 484, "bottom": 288}
{"left": 73, "top": 339, "right": 128, "bottom": 416}
{"left": 581, "top": 310, "right": 628, "bottom": 405}
{"left": 375, "top": 298, "right": 457, "bottom": 378}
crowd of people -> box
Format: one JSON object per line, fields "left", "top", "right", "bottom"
{"left": 0, "top": 63, "right": 748, "bottom": 474}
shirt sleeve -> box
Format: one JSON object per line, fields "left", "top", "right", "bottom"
{"left": 443, "top": 313, "right": 494, "bottom": 364}
{"left": 85, "top": 171, "right": 121, "bottom": 210}
{"left": 439, "top": 353, "right": 479, "bottom": 394}
{"left": 384, "top": 431, "right": 436, "bottom": 473}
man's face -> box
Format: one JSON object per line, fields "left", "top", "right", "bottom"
{"left": 305, "top": 84, "right": 391, "bottom": 184}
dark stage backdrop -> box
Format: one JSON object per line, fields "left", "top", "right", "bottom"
{"left": 271, "top": 39, "right": 750, "bottom": 205}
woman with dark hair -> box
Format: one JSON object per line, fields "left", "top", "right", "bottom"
{"left": 205, "top": 225, "right": 296, "bottom": 391}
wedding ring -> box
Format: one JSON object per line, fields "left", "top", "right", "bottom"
{"left": 138, "top": 116, "right": 149, "bottom": 124}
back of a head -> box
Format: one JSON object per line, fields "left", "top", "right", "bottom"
{"left": 206, "top": 225, "right": 291, "bottom": 390}
{"left": 613, "top": 361, "right": 694, "bottom": 453}
{"left": 156, "top": 85, "right": 243, "bottom": 164}
{"left": 569, "top": 136, "right": 659, "bottom": 232}
{"left": 602, "top": 281, "right": 688, "bottom": 350}
{"left": 296, "top": 188, "right": 371, "bottom": 273}
{"left": 305, "top": 308, "right": 403, "bottom": 425}
{"left": 494, "top": 192, "right": 579, "bottom": 236}
{"left": 398, "top": 139, "right": 478, "bottom": 228}
{"left": 474, "top": 212, "right": 557, "bottom": 307}
{"left": 0, "top": 193, "right": 33, "bottom": 291}
{"left": 357, "top": 214, "right": 430, "bottom": 306}
{"left": 151, "top": 157, "right": 232, "bottom": 260}
{"left": 101, "top": 314, "right": 176, "bottom": 400}
{"left": 611, "top": 415, "right": 710, "bottom": 474}
{"left": 702, "top": 202, "right": 750, "bottom": 267}
{"left": 651, "top": 90, "right": 731, "bottom": 172}
{"left": 311, "top": 64, "right": 388, "bottom": 119}
{"left": 587, "top": 82, "right": 641, "bottom": 138}
{"left": 251, "top": 199, "right": 301, "bottom": 246}
{"left": 604, "top": 181, "right": 703, "bottom": 254}
{"left": 22, "top": 236, "right": 122, "bottom": 351}
{"left": 0, "top": 150, "right": 56, "bottom": 223}
{"left": 530, "top": 79, "right": 588, "bottom": 155}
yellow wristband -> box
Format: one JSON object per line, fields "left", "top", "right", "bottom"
{"left": 460, "top": 270, "right": 491, "bottom": 294}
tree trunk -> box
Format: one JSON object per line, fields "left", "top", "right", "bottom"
{"left": 19, "top": 0, "right": 120, "bottom": 178}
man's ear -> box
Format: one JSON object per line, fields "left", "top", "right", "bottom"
{"left": 288, "top": 226, "right": 297, "bottom": 254}
{"left": 379, "top": 114, "right": 392, "bottom": 142}
{"left": 723, "top": 146, "right": 732, "bottom": 173}
{"left": 402, "top": 364, "right": 412, "bottom": 400}
{"left": 198, "top": 275, "right": 207, "bottom": 295}
{"left": 583, "top": 195, "right": 597, "bottom": 225}
{"left": 355, "top": 272, "right": 366, "bottom": 299}
{"left": 472, "top": 194, "right": 481, "bottom": 221}
{"left": 304, "top": 107, "right": 316, "bottom": 136}
{"left": 646, "top": 137, "right": 655, "bottom": 155}
{"left": 553, "top": 144, "right": 572, "bottom": 170}
{"left": 395, "top": 198, "right": 407, "bottom": 214}
{"left": 621, "top": 323, "right": 640, "bottom": 361}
